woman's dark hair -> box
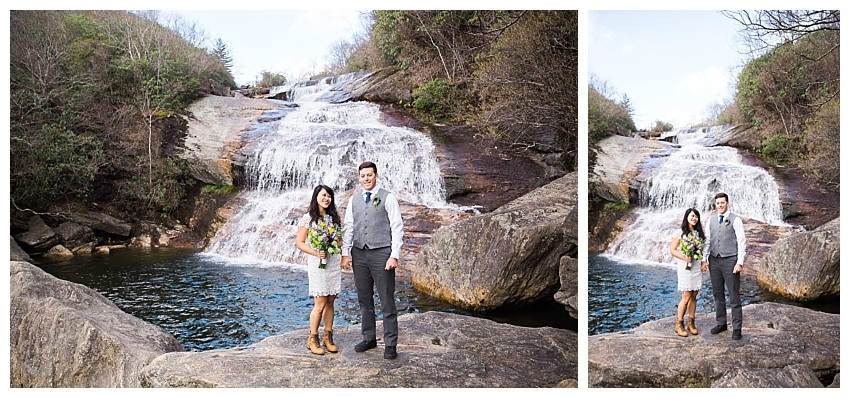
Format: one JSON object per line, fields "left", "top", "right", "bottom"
{"left": 680, "top": 208, "right": 705, "bottom": 239}
{"left": 309, "top": 185, "right": 341, "bottom": 226}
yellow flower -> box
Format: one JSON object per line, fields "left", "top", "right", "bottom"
{"left": 329, "top": 227, "right": 335, "bottom": 233}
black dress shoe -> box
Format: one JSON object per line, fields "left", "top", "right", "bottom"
{"left": 383, "top": 345, "right": 397, "bottom": 359}
{"left": 732, "top": 329, "right": 742, "bottom": 340}
{"left": 710, "top": 324, "right": 728, "bottom": 335}
{"left": 354, "top": 339, "right": 377, "bottom": 352}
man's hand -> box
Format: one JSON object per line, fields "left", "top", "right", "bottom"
{"left": 341, "top": 255, "right": 352, "bottom": 271}
{"left": 385, "top": 257, "right": 398, "bottom": 271}
{"left": 733, "top": 263, "right": 743, "bottom": 274}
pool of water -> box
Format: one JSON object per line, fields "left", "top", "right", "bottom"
{"left": 35, "top": 248, "right": 574, "bottom": 351}
{"left": 588, "top": 254, "right": 839, "bottom": 336}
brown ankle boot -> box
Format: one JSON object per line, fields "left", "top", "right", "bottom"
{"left": 308, "top": 333, "right": 325, "bottom": 355}
{"left": 675, "top": 321, "right": 688, "bottom": 337}
{"left": 687, "top": 319, "right": 699, "bottom": 335}
{"left": 323, "top": 330, "right": 338, "bottom": 353}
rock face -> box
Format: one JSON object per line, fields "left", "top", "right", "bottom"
{"left": 412, "top": 172, "right": 577, "bottom": 311}
{"left": 555, "top": 208, "right": 579, "bottom": 317}
{"left": 758, "top": 217, "right": 840, "bottom": 300}
{"left": 181, "top": 95, "right": 277, "bottom": 185}
{"left": 13, "top": 215, "right": 59, "bottom": 251}
{"left": 10, "top": 236, "right": 34, "bottom": 262}
{"left": 139, "top": 311, "right": 577, "bottom": 388}
{"left": 68, "top": 211, "right": 133, "bottom": 236}
{"left": 348, "top": 67, "right": 414, "bottom": 104}
{"left": 380, "top": 105, "right": 551, "bottom": 213}
{"left": 10, "top": 261, "right": 183, "bottom": 387}
{"left": 590, "top": 135, "right": 667, "bottom": 203}
{"left": 588, "top": 303, "right": 840, "bottom": 387}
{"left": 555, "top": 255, "right": 578, "bottom": 318}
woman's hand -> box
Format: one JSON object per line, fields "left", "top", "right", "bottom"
{"left": 315, "top": 250, "right": 327, "bottom": 259}
{"left": 684, "top": 256, "right": 692, "bottom": 263}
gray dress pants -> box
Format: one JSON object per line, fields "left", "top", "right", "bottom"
{"left": 352, "top": 246, "right": 398, "bottom": 346}
{"left": 709, "top": 254, "right": 742, "bottom": 331}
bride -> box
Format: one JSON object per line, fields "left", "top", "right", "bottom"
{"left": 668, "top": 207, "right": 706, "bottom": 337}
{"left": 295, "top": 184, "right": 343, "bottom": 355}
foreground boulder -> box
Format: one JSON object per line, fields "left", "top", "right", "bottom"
{"left": 588, "top": 303, "right": 839, "bottom": 387}
{"left": 140, "top": 311, "right": 577, "bottom": 387}
{"left": 10, "top": 261, "right": 183, "bottom": 387}
{"left": 758, "top": 217, "right": 839, "bottom": 301}
{"left": 412, "top": 172, "right": 578, "bottom": 312}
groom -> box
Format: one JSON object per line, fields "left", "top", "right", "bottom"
{"left": 341, "top": 161, "right": 404, "bottom": 359}
{"left": 701, "top": 192, "right": 747, "bottom": 341}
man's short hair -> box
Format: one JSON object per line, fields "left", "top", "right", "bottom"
{"left": 358, "top": 161, "right": 377, "bottom": 174}
{"left": 715, "top": 192, "right": 729, "bottom": 202}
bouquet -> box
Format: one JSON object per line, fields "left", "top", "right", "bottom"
{"left": 307, "top": 217, "right": 345, "bottom": 269}
{"left": 678, "top": 232, "right": 705, "bottom": 271}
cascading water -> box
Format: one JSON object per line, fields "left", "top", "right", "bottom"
{"left": 603, "top": 125, "right": 786, "bottom": 266}
{"left": 205, "top": 72, "right": 449, "bottom": 266}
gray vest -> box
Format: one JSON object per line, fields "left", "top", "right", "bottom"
{"left": 709, "top": 212, "right": 738, "bottom": 258}
{"left": 352, "top": 188, "right": 392, "bottom": 250}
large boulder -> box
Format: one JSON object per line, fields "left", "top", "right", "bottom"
{"left": 13, "top": 215, "right": 59, "bottom": 251}
{"left": 68, "top": 211, "right": 133, "bottom": 237}
{"left": 10, "top": 261, "right": 183, "bottom": 387}
{"left": 181, "top": 95, "right": 277, "bottom": 185}
{"left": 591, "top": 135, "right": 667, "bottom": 203}
{"left": 139, "top": 311, "right": 577, "bottom": 387}
{"left": 54, "top": 221, "right": 97, "bottom": 251}
{"left": 588, "top": 303, "right": 840, "bottom": 387}
{"left": 758, "top": 217, "right": 839, "bottom": 300}
{"left": 412, "top": 172, "right": 577, "bottom": 311}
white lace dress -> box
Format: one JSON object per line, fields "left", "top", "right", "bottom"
{"left": 676, "top": 234, "right": 704, "bottom": 291}
{"left": 298, "top": 214, "right": 341, "bottom": 297}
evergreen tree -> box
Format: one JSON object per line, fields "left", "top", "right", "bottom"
{"left": 212, "top": 37, "right": 233, "bottom": 72}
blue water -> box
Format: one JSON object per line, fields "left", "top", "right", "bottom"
{"left": 35, "top": 248, "right": 574, "bottom": 351}
{"left": 588, "top": 254, "right": 838, "bottom": 336}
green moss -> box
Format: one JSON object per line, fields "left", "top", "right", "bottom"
{"left": 604, "top": 201, "right": 630, "bottom": 211}
{"left": 201, "top": 184, "right": 235, "bottom": 196}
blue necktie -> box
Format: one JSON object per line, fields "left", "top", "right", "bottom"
{"left": 364, "top": 191, "right": 371, "bottom": 204}
{"left": 719, "top": 215, "right": 724, "bottom": 224}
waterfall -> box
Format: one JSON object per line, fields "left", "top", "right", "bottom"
{"left": 204, "top": 72, "right": 449, "bottom": 265}
{"left": 604, "top": 126, "right": 785, "bottom": 265}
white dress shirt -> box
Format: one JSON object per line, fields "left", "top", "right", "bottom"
{"left": 341, "top": 186, "right": 404, "bottom": 259}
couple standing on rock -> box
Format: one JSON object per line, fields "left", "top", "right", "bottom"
{"left": 668, "top": 193, "right": 746, "bottom": 341}
{"left": 294, "top": 161, "right": 403, "bottom": 360}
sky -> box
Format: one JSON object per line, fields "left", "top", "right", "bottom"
{"left": 165, "top": 10, "right": 368, "bottom": 86}
{"left": 589, "top": 10, "right": 749, "bottom": 130}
